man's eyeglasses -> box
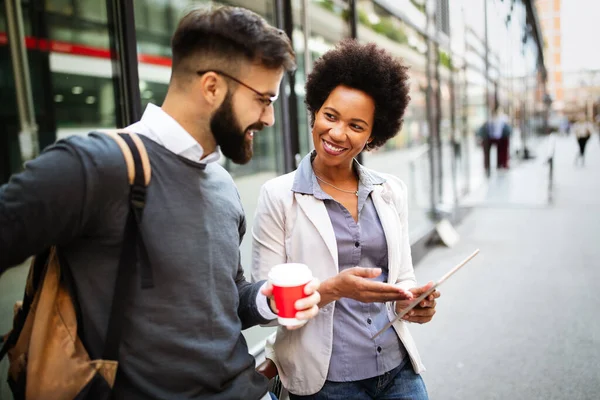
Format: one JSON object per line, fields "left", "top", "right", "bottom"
{"left": 197, "top": 70, "right": 278, "bottom": 107}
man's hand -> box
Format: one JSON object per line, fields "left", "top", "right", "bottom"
{"left": 395, "top": 281, "right": 441, "bottom": 324}
{"left": 319, "top": 267, "right": 413, "bottom": 307}
{"left": 261, "top": 278, "right": 321, "bottom": 330}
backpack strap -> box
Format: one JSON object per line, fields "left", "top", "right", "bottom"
{"left": 101, "top": 130, "right": 151, "bottom": 186}
{"left": 100, "top": 130, "right": 154, "bottom": 288}
{"left": 100, "top": 131, "right": 154, "bottom": 362}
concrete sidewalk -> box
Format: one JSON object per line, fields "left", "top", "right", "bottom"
{"left": 409, "top": 134, "right": 600, "bottom": 399}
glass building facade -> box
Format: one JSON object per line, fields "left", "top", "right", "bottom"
{"left": 0, "top": 0, "right": 546, "bottom": 354}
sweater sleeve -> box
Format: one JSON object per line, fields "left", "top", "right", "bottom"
{"left": 0, "top": 141, "right": 89, "bottom": 274}
{"left": 0, "top": 134, "right": 128, "bottom": 276}
{"left": 235, "top": 206, "right": 273, "bottom": 329}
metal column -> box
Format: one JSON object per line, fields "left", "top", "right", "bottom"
{"left": 275, "top": 0, "right": 301, "bottom": 173}
{"left": 5, "top": 0, "right": 39, "bottom": 162}
{"left": 106, "top": 0, "right": 142, "bottom": 127}
{"left": 348, "top": 0, "right": 362, "bottom": 164}
{"left": 425, "top": 4, "right": 437, "bottom": 218}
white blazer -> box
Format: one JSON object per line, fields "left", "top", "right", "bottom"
{"left": 251, "top": 167, "right": 425, "bottom": 396}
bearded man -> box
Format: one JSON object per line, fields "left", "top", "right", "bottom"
{"left": 0, "top": 6, "right": 320, "bottom": 400}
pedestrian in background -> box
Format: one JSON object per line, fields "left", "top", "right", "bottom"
{"left": 477, "top": 102, "right": 512, "bottom": 175}
{"left": 573, "top": 113, "right": 593, "bottom": 166}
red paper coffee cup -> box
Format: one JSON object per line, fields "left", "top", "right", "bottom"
{"left": 268, "top": 263, "right": 313, "bottom": 327}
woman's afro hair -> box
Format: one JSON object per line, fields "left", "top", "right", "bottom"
{"left": 305, "top": 39, "right": 410, "bottom": 150}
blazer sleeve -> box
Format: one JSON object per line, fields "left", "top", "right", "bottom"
{"left": 235, "top": 211, "right": 273, "bottom": 329}
{"left": 390, "top": 178, "right": 417, "bottom": 291}
{"left": 251, "top": 181, "right": 288, "bottom": 283}
{"left": 251, "top": 181, "right": 290, "bottom": 327}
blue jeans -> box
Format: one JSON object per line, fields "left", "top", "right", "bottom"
{"left": 289, "top": 358, "right": 428, "bottom": 400}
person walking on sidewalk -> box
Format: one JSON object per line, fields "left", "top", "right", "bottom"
{"left": 0, "top": 6, "right": 320, "bottom": 399}
{"left": 573, "top": 113, "right": 593, "bottom": 166}
{"left": 252, "top": 39, "right": 438, "bottom": 400}
{"left": 477, "top": 102, "right": 512, "bottom": 175}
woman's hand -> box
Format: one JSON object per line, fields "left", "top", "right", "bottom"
{"left": 395, "top": 281, "right": 441, "bottom": 324}
{"left": 318, "top": 267, "right": 413, "bottom": 307}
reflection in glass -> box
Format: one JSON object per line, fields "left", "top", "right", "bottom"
{"left": 0, "top": 1, "right": 118, "bottom": 144}
{"left": 309, "top": 0, "right": 349, "bottom": 61}
{"left": 355, "top": 0, "right": 431, "bottom": 232}
{"left": 52, "top": 73, "right": 115, "bottom": 137}
{"left": 357, "top": 0, "right": 428, "bottom": 151}
{"left": 292, "top": 0, "right": 352, "bottom": 156}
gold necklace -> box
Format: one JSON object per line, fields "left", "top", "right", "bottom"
{"left": 314, "top": 174, "right": 359, "bottom": 197}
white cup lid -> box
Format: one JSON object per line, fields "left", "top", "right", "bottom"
{"left": 268, "top": 263, "right": 313, "bottom": 287}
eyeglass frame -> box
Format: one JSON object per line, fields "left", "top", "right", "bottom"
{"left": 196, "top": 70, "right": 279, "bottom": 107}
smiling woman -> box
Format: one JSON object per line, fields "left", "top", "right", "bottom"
{"left": 305, "top": 39, "right": 410, "bottom": 214}
{"left": 312, "top": 87, "right": 375, "bottom": 172}
{"left": 252, "top": 39, "right": 435, "bottom": 399}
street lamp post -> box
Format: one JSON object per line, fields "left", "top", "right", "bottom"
{"left": 543, "top": 93, "right": 553, "bottom": 135}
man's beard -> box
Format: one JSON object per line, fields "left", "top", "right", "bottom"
{"left": 210, "top": 93, "right": 265, "bottom": 164}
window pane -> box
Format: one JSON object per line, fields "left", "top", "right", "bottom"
{"left": 52, "top": 73, "right": 116, "bottom": 139}
{"left": 290, "top": 0, "right": 351, "bottom": 156}
{"left": 45, "top": 0, "right": 74, "bottom": 16}
{"left": 309, "top": 0, "right": 349, "bottom": 61}
{"left": 357, "top": 0, "right": 432, "bottom": 232}
{"left": 134, "top": 0, "right": 283, "bottom": 179}
{"left": 0, "top": 0, "right": 118, "bottom": 153}
{"left": 74, "top": 0, "right": 108, "bottom": 23}
{"left": 45, "top": 0, "right": 110, "bottom": 48}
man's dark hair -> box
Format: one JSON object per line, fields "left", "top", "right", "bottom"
{"left": 305, "top": 39, "right": 410, "bottom": 150}
{"left": 171, "top": 6, "right": 296, "bottom": 76}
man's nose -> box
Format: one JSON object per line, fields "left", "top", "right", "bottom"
{"left": 260, "top": 104, "right": 275, "bottom": 127}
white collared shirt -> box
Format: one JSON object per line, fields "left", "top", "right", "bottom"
{"left": 127, "top": 103, "right": 221, "bottom": 164}
{"left": 126, "top": 104, "right": 277, "bottom": 326}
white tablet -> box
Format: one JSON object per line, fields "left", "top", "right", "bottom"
{"left": 373, "top": 249, "right": 480, "bottom": 339}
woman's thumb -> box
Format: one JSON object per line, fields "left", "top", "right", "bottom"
{"left": 414, "top": 281, "right": 434, "bottom": 294}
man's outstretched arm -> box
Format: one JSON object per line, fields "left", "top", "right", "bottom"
{"left": 0, "top": 142, "right": 88, "bottom": 275}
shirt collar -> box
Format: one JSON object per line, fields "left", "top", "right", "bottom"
{"left": 136, "top": 103, "right": 220, "bottom": 164}
{"left": 292, "top": 151, "right": 386, "bottom": 197}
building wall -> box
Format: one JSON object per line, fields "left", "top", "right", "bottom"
{"left": 536, "top": 0, "right": 564, "bottom": 108}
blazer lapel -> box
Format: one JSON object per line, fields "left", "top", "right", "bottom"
{"left": 294, "top": 192, "right": 339, "bottom": 267}
{"left": 372, "top": 185, "right": 401, "bottom": 284}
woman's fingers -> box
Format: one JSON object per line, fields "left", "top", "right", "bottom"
{"left": 295, "top": 291, "right": 321, "bottom": 311}
{"left": 294, "top": 305, "right": 319, "bottom": 321}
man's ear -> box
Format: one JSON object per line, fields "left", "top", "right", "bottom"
{"left": 198, "top": 72, "right": 227, "bottom": 107}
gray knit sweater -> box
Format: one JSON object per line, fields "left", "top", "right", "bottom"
{"left": 0, "top": 133, "right": 271, "bottom": 399}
